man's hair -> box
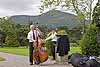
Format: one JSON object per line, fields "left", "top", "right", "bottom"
{"left": 30, "top": 25, "right": 36, "bottom": 30}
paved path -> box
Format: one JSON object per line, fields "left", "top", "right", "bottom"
{"left": 0, "top": 52, "right": 72, "bottom": 67}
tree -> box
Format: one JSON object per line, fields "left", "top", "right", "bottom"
{"left": 41, "top": 0, "right": 95, "bottom": 33}
{"left": 16, "top": 24, "right": 29, "bottom": 46}
{"left": 92, "top": 1, "right": 100, "bottom": 24}
{"left": 0, "top": 17, "right": 19, "bottom": 47}
{"left": 79, "top": 23, "right": 100, "bottom": 56}
{"left": 0, "top": 17, "right": 30, "bottom": 47}
{"left": 69, "top": 26, "right": 82, "bottom": 44}
{"left": 80, "top": 1, "right": 100, "bottom": 56}
{"left": 0, "top": 30, "right": 5, "bottom": 48}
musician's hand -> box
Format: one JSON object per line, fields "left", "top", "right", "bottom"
{"left": 44, "top": 40, "right": 46, "bottom": 43}
{"left": 33, "top": 40, "right": 37, "bottom": 45}
{"left": 36, "top": 27, "right": 40, "bottom": 31}
{"left": 33, "top": 40, "right": 36, "bottom": 42}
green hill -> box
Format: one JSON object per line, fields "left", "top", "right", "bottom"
{"left": 9, "top": 10, "right": 80, "bottom": 30}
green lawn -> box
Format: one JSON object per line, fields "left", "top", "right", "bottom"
{"left": 0, "top": 47, "right": 81, "bottom": 56}
{"left": 69, "top": 47, "right": 81, "bottom": 55}
{"left": 0, "top": 57, "right": 5, "bottom": 61}
{"left": 0, "top": 47, "right": 29, "bottom": 56}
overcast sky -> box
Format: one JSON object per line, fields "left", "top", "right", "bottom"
{"left": 0, "top": 0, "right": 98, "bottom": 17}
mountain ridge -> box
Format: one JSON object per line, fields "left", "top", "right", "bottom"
{"left": 9, "top": 10, "right": 79, "bottom": 30}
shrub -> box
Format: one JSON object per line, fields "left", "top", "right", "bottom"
{"left": 5, "top": 33, "right": 19, "bottom": 47}
{"left": 70, "top": 43, "right": 79, "bottom": 47}
{"left": 45, "top": 40, "right": 52, "bottom": 56}
{"left": 80, "top": 23, "right": 100, "bottom": 56}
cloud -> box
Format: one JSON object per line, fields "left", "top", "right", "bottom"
{"left": 0, "top": 0, "right": 41, "bottom": 16}
{"left": 0, "top": 0, "right": 40, "bottom": 11}
{"left": 0, "top": 0, "right": 98, "bottom": 17}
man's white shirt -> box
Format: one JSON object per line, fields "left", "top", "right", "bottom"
{"left": 27, "top": 30, "right": 40, "bottom": 42}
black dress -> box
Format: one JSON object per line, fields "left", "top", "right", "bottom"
{"left": 57, "top": 35, "right": 70, "bottom": 56}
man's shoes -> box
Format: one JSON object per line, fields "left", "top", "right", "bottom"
{"left": 30, "top": 63, "right": 33, "bottom": 65}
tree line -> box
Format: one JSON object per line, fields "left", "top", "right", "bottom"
{"left": 0, "top": 17, "right": 82, "bottom": 47}
{"left": 0, "top": 17, "right": 29, "bottom": 47}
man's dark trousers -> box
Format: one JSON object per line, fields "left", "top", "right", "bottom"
{"left": 29, "top": 42, "right": 34, "bottom": 64}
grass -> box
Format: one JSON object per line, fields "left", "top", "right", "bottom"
{"left": 0, "top": 47, "right": 81, "bottom": 56}
{"left": 69, "top": 47, "right": 81, "bottom": 55}
{"left": 0, "top": 47, "right": 29, "bottom": 56}
{"left": 0, "top": 57, "right": 5, "bottom": 61}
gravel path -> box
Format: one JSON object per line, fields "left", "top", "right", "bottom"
{"left": 0, "top": 52, "right": 72, "bottom": 67}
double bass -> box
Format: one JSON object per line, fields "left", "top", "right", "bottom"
{"left": 33, "top": 35, "right": 48, "bottom": 64}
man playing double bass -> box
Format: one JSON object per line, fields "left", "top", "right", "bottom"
{"left": 27, "top": 25, "right": 42, "bottom": 65}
